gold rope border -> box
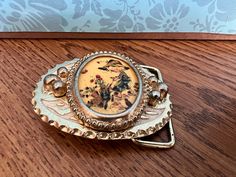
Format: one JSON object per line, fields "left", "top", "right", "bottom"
{"left": 66, "top": 51, "right": 150, "bottom": 131}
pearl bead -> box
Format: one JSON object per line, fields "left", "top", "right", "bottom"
{"left": 148, "top": 90, "right": 160, "bottom": 106}
{"left": 158, "top": 83, "right": 168, "bottom": 100}
{"left": 52, "top": 80, "right": 67, "bottom": 97}
{"left": 148, "top": 76, "right": 158, "bottom": 89}
{"left": 57, "top": 67, "right": 68, "bottom": 79}
{"left": 43, "top": 74, "right": 60, "bottom": 91}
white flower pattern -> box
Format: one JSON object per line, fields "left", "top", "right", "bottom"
{"left": 193, "top": 0, "right": 236, "bottom": 21}
{"left": 145, "top": 0, "right": 189, "bottom": 32}
{"left": 0, "top": 0, "right": 68, "bottom": 31}
{"left": 0, "top": 0, "right": 235, "bottom": 33}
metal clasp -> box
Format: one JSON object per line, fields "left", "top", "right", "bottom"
{"left": 132, "top": 119, "right": 175, "bottom": 148}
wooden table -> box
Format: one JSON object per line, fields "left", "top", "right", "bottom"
{"left": 0, "top": 40, "right": 235, "bottom": 177}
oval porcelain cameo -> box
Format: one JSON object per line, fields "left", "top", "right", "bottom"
{"left": 67, "top": 52, "right": 149, "bottom": 131}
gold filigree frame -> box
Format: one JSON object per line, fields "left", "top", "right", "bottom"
{"left": 66, "top": 51, "right": 150, "bottom": 131}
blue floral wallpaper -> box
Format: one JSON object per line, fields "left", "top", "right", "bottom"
{"left": 0, "top": 0, "right": 236, "bottom": 33}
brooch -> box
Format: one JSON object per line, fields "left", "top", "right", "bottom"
{"left": 32, "top": 51, "right": 175, "bottom": 148}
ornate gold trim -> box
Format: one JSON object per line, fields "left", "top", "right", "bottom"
{"left": 32, "top": 59, "right": 173, "bottom": 140}
{"left": 66, "top": 51, "right": 150, "bottom": 131}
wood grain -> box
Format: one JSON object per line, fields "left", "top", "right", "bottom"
{"left": 0, "top": 32, "right": 236, "bottom": 40}
{"left": 0, "top": 40, "right": 235, "bottom": 177}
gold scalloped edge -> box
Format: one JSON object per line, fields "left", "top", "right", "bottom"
{"left": 32, "top": 94, "right": 172, "bottom": 140}
{"left": 32, "top": 57, "right": 173, "bottom": 140}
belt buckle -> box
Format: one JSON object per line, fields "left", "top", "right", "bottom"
{"left": 32, "top": 51, "right": 175, "bottom": 148}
